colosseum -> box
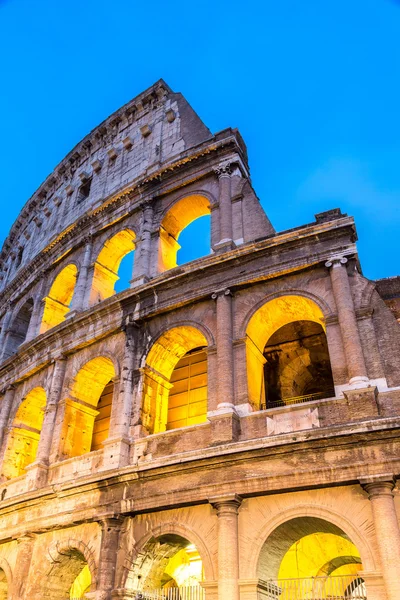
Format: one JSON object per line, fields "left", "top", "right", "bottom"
{"left": 0, "top": 79, "right": 399, "bottom": 600}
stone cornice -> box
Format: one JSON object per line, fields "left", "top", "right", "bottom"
{"left": 0, "top": 417, "right": 399, "bottom": 540}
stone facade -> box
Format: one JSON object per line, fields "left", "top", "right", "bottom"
{"left": 0, "top": 80, "right": 399, "bottom": 600}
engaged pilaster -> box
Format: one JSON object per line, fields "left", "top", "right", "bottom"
{"left": 0, "top": 385, "right": 16, "bottom": 448}
{"left": 69, "top": 235, "right": 93, "bottom": 315}
{"left": 209, "top": 290, "right": 240, "bottom": 443}
{"left": 85, "top": 517, "right": 124, "bottom": 600}
{"left": 210, "top": 494, "right": 242, "bottom": 600}
{"left": 213, "top": 163, "right": 235, "bottom": 252}
{"left": 131, "top": 202, "right": 153, "bottom": 286}
{"left": 325, "top": 257, "right": 368, "bottom": 385}
{"left": 360, "top": 475, "right": 400, "bottom": 600}
{"left": 26, "top": 355, "right": 67, "bottom": 488}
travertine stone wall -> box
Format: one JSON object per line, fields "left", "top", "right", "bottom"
{"left": 0, "top": 81, "right": 399, "bottom": 600}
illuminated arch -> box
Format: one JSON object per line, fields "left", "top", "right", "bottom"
{"left": 0, "top": 558, "right": 12, "bottom": 600}
{"left": 60, "top": 357, "right": 116, "bottom": 458}
{"left": 142, "top": 325, "right": 208, "bottom": 433}
{"left": 158, "top": 195, "right": 211, "bottom": 271}
{"left": 123, "top": 524, "right": 213, "bottom": 592}
{"left": 45, "top": 539, "right": 97, "bottom": 599}
{"left": 1, "top": 387, "right": 47, "bottom": 479}
{"left": 89, "top": 229, "right": 136, "bottom": 305}
{"left": 245, "top": 294, "right": 332, "bottom": 409}
{"left": 255, "top": 516, "right": 364, "bottom": 597}
{"left": 40, "top": 263, "right": 78, "bottom": 333}
{"left": 3, "top": 298, "right": 34, "bottom": 358}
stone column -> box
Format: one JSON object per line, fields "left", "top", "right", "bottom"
{"left": 213, "top": 289, "right": 235, "bottom": 410}
{"left": 0, "top": 385, "right": 16, "bottom": 448}
{"left": 360, "top": 475, "right": 400, "bottom": 600}
{"left": 69, "top": 235, "right": 93, "bottom": 314}
{"left": 131, "top": 202, "right": 153, "bottom": 286}
{"left": 27, "top": 356, "right": 67, "bottom": 488}
{"left": 0, "top": 304, "right": 13, "bottom": 360}
{"left": 210, "top": 290, "right": 240, "bottom": 443}
{"left": 25, "top": 276, "right": 46, "bottom": 342}
{"left": 103, "top": 318, "right": 136, "bottom": 466}
{"left": 210, "top": 494, "right": 242, "bottom": 600}
{"left": 214, "top": 164, "right": 235, "bottom": 252}
{"left": 325, "top": 257, "right": 368, "bottom": 384}
{"left": 11, "top": 534, "right": 36, "bottom": 600}
{"left": 86, "top": 517, "right": 124, "bottom": 600}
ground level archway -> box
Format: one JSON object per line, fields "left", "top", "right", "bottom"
{"left": 257, "top": 516, "right": 365, "bottom": 598}
{"left": 124, "top": 533, "right": 204, "bottom": 597}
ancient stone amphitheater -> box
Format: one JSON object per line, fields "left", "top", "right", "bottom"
{"left": 0, "top": 80, "right": 399, "bottom": 600}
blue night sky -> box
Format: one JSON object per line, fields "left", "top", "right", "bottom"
{"left": 1, "top": 0, "right": 399, "bottom": 281}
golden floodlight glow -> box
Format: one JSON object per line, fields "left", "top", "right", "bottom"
{"left": 278, "top": 532, "right": 361, "bottom": 580}
{"left": 60, "top": 357, "right": 115, "bottom": 458}
{"left": 142, "top": 326, "right": 208, "bottom": 433}
{"left": 89, "top": 229, "right": 135, "bottom": 305}
{"left": 69, "top": 564, "right": 91, "bottom": 598}
{"left": 40, "top": 264, "right": 78, "bottom": 333}
{"left": 158, "top": 195, "right": 210, "bottom": 271}
{"left": 245, "top": 295, "right": 325, "bottom": 408}
{"left": 163, "top": 547, "right": 203, "bottom": 588}
{"left": 1, "top": 387, "right": 47, "bottom": 479}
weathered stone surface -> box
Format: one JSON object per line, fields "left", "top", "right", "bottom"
{"left": 0, "top": 81, "right": 398, "bottom": 600}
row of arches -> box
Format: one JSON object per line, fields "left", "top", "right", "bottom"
{"left": 0, "top": 295, "right": 337, "bottom": 481}
{"left": 0, "top": 513, "right": 367, "bottom": 598}
{"left": 2, "top": 194, "right": 213, "bottom": 359}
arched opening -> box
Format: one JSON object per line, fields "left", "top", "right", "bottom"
{"left": 257, "top": 517, "right": 365, "bottom": 598}
{"left": 40, "top": 264, "right": 78, "bottom": 333}
{"left": 245, "top": 295, "right": 334, "bottom": 410}
{"left": 59, "top": 357, "right": 116, "bottom": 459}
{"left": 142, "top": 326, "right": 208, "bottom": 434}
{"left": 263, "top": 320, "right": 334, "bottom": 408}
{"left": 89, "top": 229, "right": 135, "bottom": 305}
{"left": 44, "top": 549, "right": 92, "bottom": 599}
{"left": 0, "top": 568, "right": 8, "bottom": 600}
{"left": 1, "top": 387, "right": 46, "bottom": 480}
{"left": 125, "top": 534, "right": 204, "bottom": 597}
{"left": 3, "top": 298, "right": 34, "bottom": 358}
{"left": 159, "top": 195, "right": 211, "bottom": 272}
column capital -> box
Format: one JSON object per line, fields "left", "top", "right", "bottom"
{"left": 325, "top": 256, "right": 348, "bottom": 268}
{"left": 360, "top": 474, "right": 396, "bottom": 497}
{"left": 213, "top": 162, "right": 233, "bottom": 178}
{"left": 209, "top": 493, "right": 242, "bottom": 514}
{"left": 211, "top": 288, "right": 232, "bottom": 300}
{"left": 100, "top": 516, "right": 125, "bottom": 531}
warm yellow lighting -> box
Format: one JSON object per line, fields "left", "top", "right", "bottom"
{"left": 159, "top": 195, "right": 210, "bottom": 271}
{"left": 1, "top": 387, "right": 46, "bottom": 479}
{"left": 163, "top": 547, "right": 203, "bottom": 588}
{"left": 70, "top": 564, "right": 91, "bottom": 598}
{"left": 60, "top": 357, "right": 115, "bottom": 458}
{"left": 278, "top": 532, "right": 361, "bottom": 580}
{"left": 143, "top": 326, "right": 208, "bottom": 433}
{"left": 90, "top": 229, "right": 135, "bottom": 305}
{"left": 245, "top": 295, "right": 325, "bottom": 408}
{"left": 40, "top": 264, "right": 78, "bottom": 333}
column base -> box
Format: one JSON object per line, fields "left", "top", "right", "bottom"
{"left": 239, "top": 579, "right": 279, "bottom": 600}
{"left": 25, "top": 460, "right": 49, "bottom": 490}
{"left": 208, "top": 408, "right": 241, "bottom": 444}
{"left": 361, "top": 571, "right": 387, "bottom": 600}
{"left": 130, "top": 274, "right": 150, "bottom": 288}
{"left": 111, "top": 589, "right": 136, "bottom": 599}
{"left": 200, "top": 580, "right": 218, "bottom": 600}
{"left": 102, "top": 436, "right": 131, "bottom": 469}
{"left": 213, "top": 239, "right": 236, "bottom": 253}
{"left": 342, "top": 386, "right": 380, "bottom": 419}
